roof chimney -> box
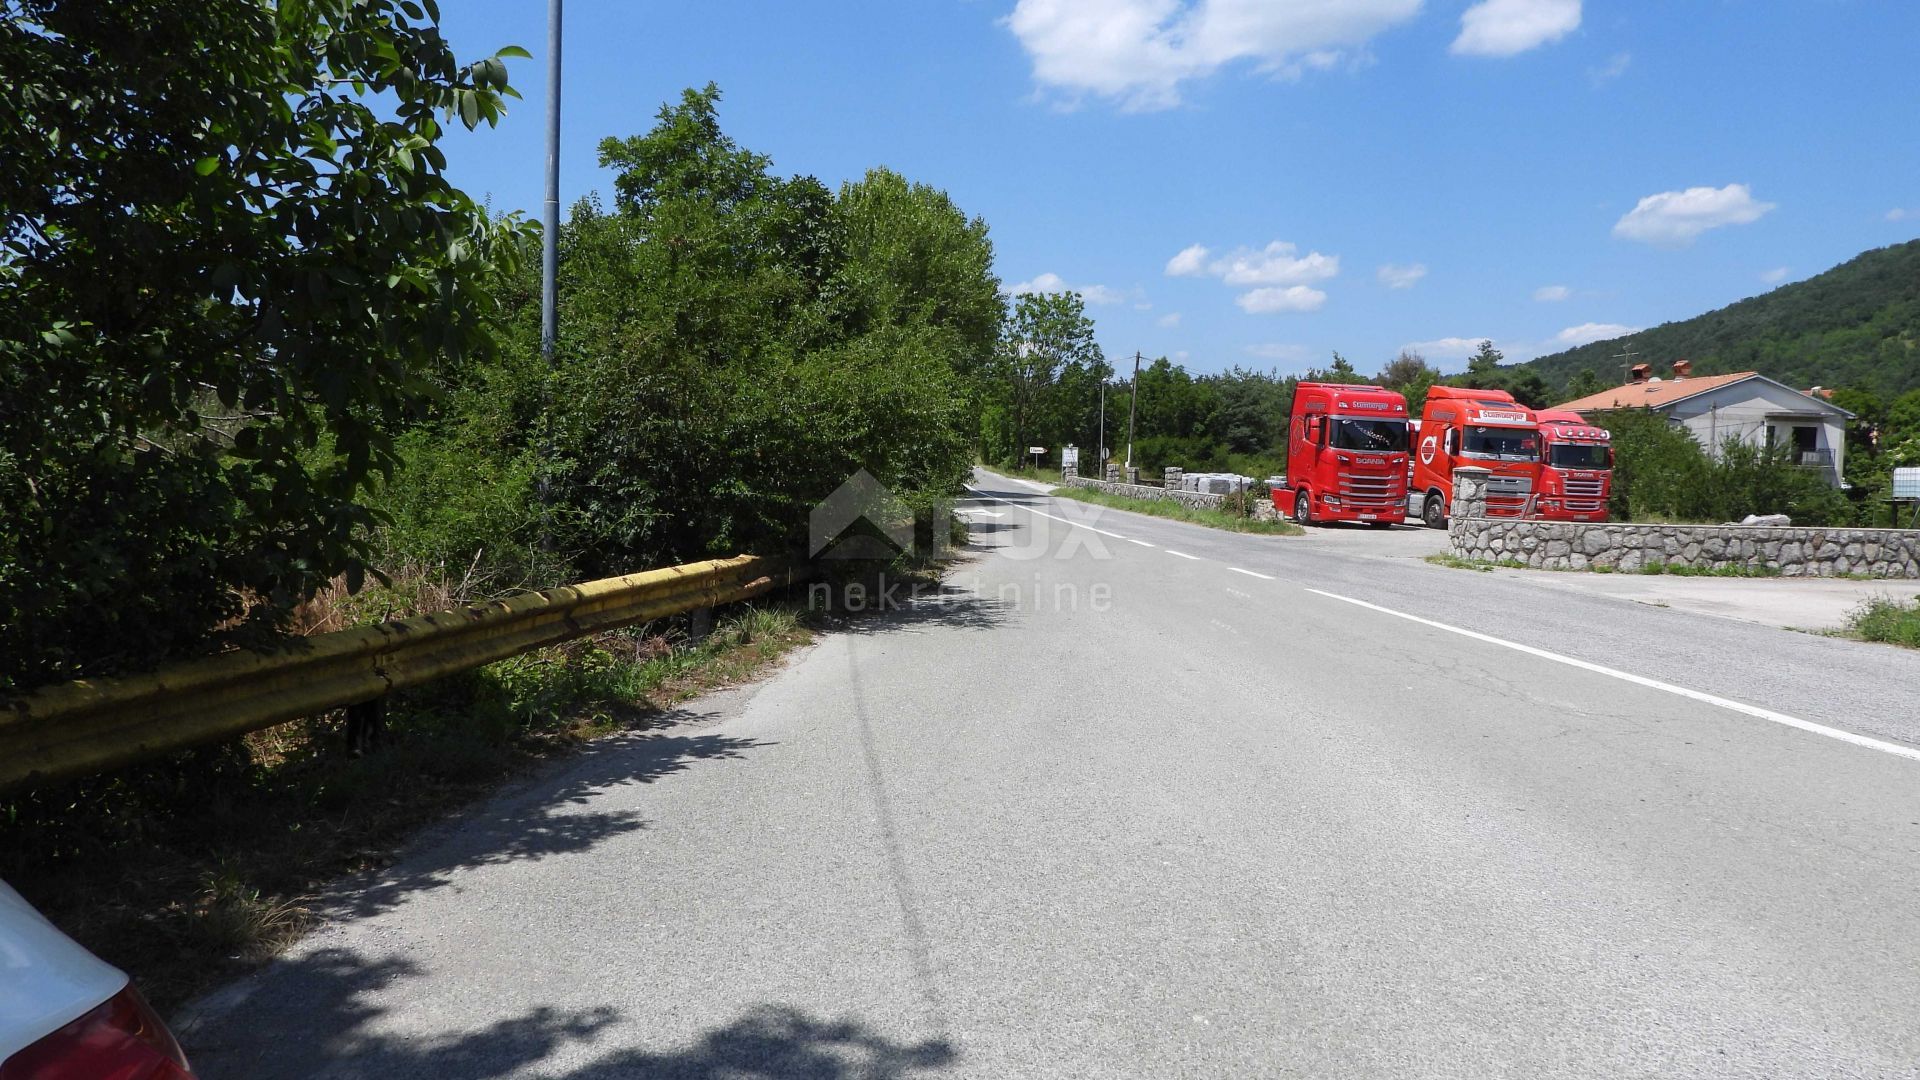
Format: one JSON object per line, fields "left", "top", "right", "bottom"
{"left": 1628, "top": 363, "right": 1651, "bottom": 384}
{"left": 1672, "top": 358, "right": 1691, "bottom": 379}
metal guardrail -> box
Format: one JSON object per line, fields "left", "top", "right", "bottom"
{"left": 0, "top": 555, "right": 802, "bottom": 792}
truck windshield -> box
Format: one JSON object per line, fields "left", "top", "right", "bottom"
{"left": 1329, "top": 418, "right": 1408, "bottom": 452}
{"left": 1462, "top": 426, "right": 1538, "bottom": 461}
{"left": 1549, "top": 443, "right": 1609, "bottom": 469}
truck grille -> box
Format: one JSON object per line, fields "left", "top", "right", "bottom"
{"left": 1559, "top": 477, "right": 1605, "bottom": 513}
{"left": 1486, "top": 473, "right": 1533, "bottom": 517}
{"left": 1338, "top": 472, "right": 1403, "bottom": 508}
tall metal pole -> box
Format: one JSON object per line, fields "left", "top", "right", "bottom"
{"left": 1097, "top": 380, "right": 1106, "bottom": 468}
{"left": 540, "top": 0, "right": 562, "bottom": 363}
{"left": 1124, "top": 351, "right": 1142, "bottom": 472}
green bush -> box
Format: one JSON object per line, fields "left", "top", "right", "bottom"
{"left": 0, "top": 1, "right": 529, "bottom": 692}
{"left": 1601, "top": 411, "right": 1854, "bottom": 525}
{"left": 1848, "top": 597, "right": 1920, "bottom": 649}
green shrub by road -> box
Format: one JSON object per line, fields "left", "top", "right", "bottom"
{"left": 1049, "top": 485, "right": 1303, "bottom": 536}
{"left": 1846, "top": 597, "right": 1920, "bottom": 648}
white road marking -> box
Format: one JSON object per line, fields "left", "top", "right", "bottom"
{"left": 1125, "top": 538, "right": 1155, "bottom": 548}
{"left": 1306, "top": 588, "right": 1920, "bottom": 764}
{"left": 1229, "top": 567, "right": 1275, "bottom": 580}
{"left": 962, "top": 509, "right": 1005, "bottom": 518}
{"left": 1165, "top": 550, "right": 1201, "bottom": 561}
{"left": 963, "top": 486, "right": 1127, "bottom": 540}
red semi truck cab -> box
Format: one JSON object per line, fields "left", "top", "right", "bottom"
{"left": 1533, "top": 409, "right": 1612, "bottom": 522}
{"left": 1279, "top": 382, "right": 1410, "bottom": 526}
{"left": 1410, "top": 385, "right": 1540, "bottom": 528}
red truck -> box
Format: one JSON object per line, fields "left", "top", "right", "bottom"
{"left": 1409, "top": 385, "right": 1540, "bottom": 528}
{"left": 1278, "top": 382, "right": 1410, "bottom": 526}
{"left": 1533, "top": 409, "right": 1613, "bottom": 522}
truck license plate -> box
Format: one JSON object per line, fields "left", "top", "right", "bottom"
{"left": 1359, "top": 513, "right": 1376, "bottom": 520}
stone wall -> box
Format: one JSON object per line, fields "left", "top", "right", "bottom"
{"left": 1059, "top": 473, "right": 1233, "bottom": 511}
{"left": 1449, "top": 518, "right": 1920, "bottom": 577}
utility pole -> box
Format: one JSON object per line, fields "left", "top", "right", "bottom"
{"left": 1612, "top": 342, "right": 1639, "bottom": 385}
{"left": 1123, "top": 350, "right": 1142, "bottom": 472}
{"left": 1097, "top": 380, "right": 1106, "bottom": 468}
{"left": 540, "top": 0, "right": 562, "bottom": 364}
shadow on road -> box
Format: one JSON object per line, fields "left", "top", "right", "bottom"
{"left": 818, "top": 580, "right": 1011, "bottom": 637}
{"left": 560, "top": 1007, "right": 957, "bottom": 1079}
{"left": 308, "top": 711, "right": 771, "bottom": 922}
{"left": 185, "top": 943, "right": 956, "bottom": 1079}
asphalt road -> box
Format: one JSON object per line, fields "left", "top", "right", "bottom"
{"left": 179, "top": 470, "right": 1920, "bottom": 1078}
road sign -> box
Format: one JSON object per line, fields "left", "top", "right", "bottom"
{"left": 1061, "top": 446, "right": 1080, "bottom": 470}
{"left": 1894, "top": 467, "right": 1920, "bottom": 500}
{"left": 1029, "top": 446, "right": 1045, "bottom": 455}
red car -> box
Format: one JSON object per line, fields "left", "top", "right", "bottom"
{"left": 0, "top": 880, "right": 196, "bottom": 1079}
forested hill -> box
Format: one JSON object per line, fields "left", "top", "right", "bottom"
{"left": 1516, "top": 238, "right": 1920, "bottom": 400}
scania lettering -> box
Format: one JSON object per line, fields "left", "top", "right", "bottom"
{"left": 1280, "top": 382, "right": 1410, "bottom": 526}
{"left": 1409, "top": 385, "right": 1540, "bottom": 528}
{"left": 1533, "top": 409, "right": 1613, "bottom": 522}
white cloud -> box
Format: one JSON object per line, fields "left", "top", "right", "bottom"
{"left": 1165, "top": 243, "right": 1210, "bottom": 276}
{"left": 1207, "top": 241, "right": 1339, "bottom": 286}
{"left": 1533, "top": 284, "right": 1572, "bottom": 302}
{"left": 1236, "top": 285, "right": 1326, "bottom": 314}
{"left": 1889, "top": 208, "right": 1913, "bottom": 222}
{"left": 1243, "top": 343, "right": 1311, "bottom": 363}
{"left": 1612, "top": 183, "right": 1776, "bottom": 247}
{"left": 1005, "top": 0, "right": 1423, "bottom": 111}
{"left": 1377, "top": 262, "right": 1427, "bottom": 289}
{"left": 1404, "top": 336, "right": 1494, "bottom": 360}
{"left": 1157, "top": 311, "right": 1182, "bottom": 328}
{"left": 1588, "top": 51, "right": 1630, "bottom": 85}
{"left": 1553, "top": 322, "right": 1637, "bottom": 347}
{"left": 1451, "top": 0, "right": 1581, "bottom": 57}
{"left": 1760, "top": 266, "right": 1790, "bottom": 285}
{"left": 1006, "top": 271, "right": 1127, "bottom": 305}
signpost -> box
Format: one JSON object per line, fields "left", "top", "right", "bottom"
{"left": 1893, "top": 467, "right": 1920, "bottom": 528}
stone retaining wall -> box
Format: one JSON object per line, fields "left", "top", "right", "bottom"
{"left": 1059, "top": 473, "right": 1232, "bottom": 511}
{"left": 1449, "top": 518, "right": 1920, "bottom": 577}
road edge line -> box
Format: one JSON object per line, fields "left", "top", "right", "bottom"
{"left": 1305, "top": 588, "right": 1920, "bottom": 764}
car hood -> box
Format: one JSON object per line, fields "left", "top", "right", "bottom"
{"left": 0, "top": 879, "right": 127, "bottom": 1061}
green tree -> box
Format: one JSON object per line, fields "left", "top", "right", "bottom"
{"left": 994, "top": 291, "right": 1102, "bottom": 461}
{"left": 1597, "top": 410, "right": 1710, "bottom": 520}
{"left": 1377, "top": 349, "right": 1440, "bottom": 415}
{"left": 1467, "top": 340, "right": 1504, "bottom": 375}
{"left": 426, "top": 86, "right": 992, "bottom": 577}
{"left": 1306, "top": 351, "right": 1361, "bottom": 383}
{"left": 1501, "top": 369, "right": 1553, "bottom": 409}
{"left": 1563, "top": 367, "right": 1605, "bottom": 402}
{"left": 0, "top": 0, "right": 530, "bottom": 692}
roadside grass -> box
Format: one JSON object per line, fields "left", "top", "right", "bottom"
{"left": 986, "top": 462, "right": 1060, "bottom": 485}
{"left": 1048, "top": 485, "right": 1304, "bottom": 536}
{"left": 0, "top": 601, "right": 811, "bottom": 1016}
{"left": 1426, "top": 552, "right": 1819, "bottom": 579}
{"left": 1842, "top": 596, "right": 1920, "bottom": 648}
{"left": 1635, "top": 561, "right": 1784, "bottom": 578}
{"left": 1424, "top": 553, "right": 1495, "bottom": 572}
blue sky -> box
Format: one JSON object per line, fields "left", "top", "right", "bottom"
{"left": 434, "top": 1, "right": 1920, "bottom": 377}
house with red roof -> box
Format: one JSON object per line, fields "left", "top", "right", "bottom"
{"left": 1553, "top": 360, "right": 1853, "bottom": 487}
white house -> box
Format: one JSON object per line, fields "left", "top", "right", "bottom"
{"left": 1555, "top": 362, "right": 1853, "bottom": 487}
